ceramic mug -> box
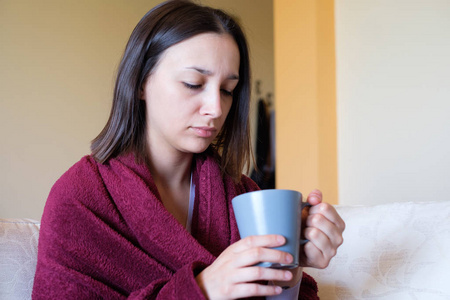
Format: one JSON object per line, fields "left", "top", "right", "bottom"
{"left": 232, "top": 189, "right": 310, "bottom": 269}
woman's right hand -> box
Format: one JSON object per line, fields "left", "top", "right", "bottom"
{"left": 195, "top": 235, "right": 294, "bottom": 300}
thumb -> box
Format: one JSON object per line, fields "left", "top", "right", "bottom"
{"left": 306, "top": 189, "right": 322, "bottom": 206}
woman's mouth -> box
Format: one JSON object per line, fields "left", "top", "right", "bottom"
{"left": 191, "top": 126, "right": 217, "bottom": 138}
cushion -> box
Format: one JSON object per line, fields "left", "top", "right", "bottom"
{"left": 0, "top": 218, "right": 40, "bottom": 300}
{"left": 306, "top": 201, "right": 450, "bottom": 300}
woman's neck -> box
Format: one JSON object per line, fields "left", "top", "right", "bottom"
{"left": 146, "top": 148, "right": 194, "bottom": 227}
{"left": 148, "top": 153, "right": 192, "bottom": 187}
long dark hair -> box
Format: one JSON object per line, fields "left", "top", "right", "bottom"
{"left": 91, "top": 0, "right": 252, "bottom": 182}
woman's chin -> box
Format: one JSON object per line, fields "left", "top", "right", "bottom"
{"left": 190, "top": 146, "right": 210, "bottom": 154}
{"left": 178, "top": 143, "right": 210, "bottom": 155}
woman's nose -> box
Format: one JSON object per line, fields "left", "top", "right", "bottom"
{"left": 199, "top": 88, "right": 223, "bottom": 118}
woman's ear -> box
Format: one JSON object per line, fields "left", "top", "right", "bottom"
{"left": 140, "top": 77, "right": 150, "bottom": 100}
{"left": 140, "top": 85, "right": 146, "bottom": 100}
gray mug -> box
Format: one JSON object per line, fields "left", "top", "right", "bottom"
{"left": 232, "top": 189, "right": 310, "bottom": 269}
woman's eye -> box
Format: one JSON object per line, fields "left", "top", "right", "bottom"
{"left": 183, "top": 82, "right": 202, "bottom": 90}
{"left": 183, "top": 82, "right": 233, "bottom": 96}
{"left": 221, "top": 89, "right": 233, "bottom": 97}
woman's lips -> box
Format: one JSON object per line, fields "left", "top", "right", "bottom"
{"left": 191, "top": 126, "right": 217, "bottom": 138}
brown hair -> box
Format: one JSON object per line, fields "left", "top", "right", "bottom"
{"left": 91, "top": 0, "right": 252, "bottom": 182}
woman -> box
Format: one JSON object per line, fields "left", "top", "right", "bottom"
{"left": 33, "top": 1, "right": 345, "bottom": 299}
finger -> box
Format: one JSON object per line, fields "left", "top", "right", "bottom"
{"left": 301, "top": 229, "right": 338, "bottom": 269}
{"left": 306, "top": 213, "right": 344, "bottom": 248}
{"left": 308, "top": 202, "right": 346, "bottom": 232}
{"left": 304, "top": 227, "right": 336, "bottom": 260}
{"left": 232, "top": 247, "right": 294, "bottom": 268}
{"left": 306, "top": 189, "right": 322, "bottom": 205}
{"left": 230, "top": 283, "right": 283, "bottom": 299}
{"left": 231, "top": 234, "right": 286, "bottom": 254}
{"left": 301, "top": 238, "right": 331, "bottom": 269}
{"left": 230, "top": 266, "right": 292, "bottom": 285}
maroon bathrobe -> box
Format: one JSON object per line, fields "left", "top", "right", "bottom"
{"left": 33, "top": 153, "right": 318, "bottom": 299}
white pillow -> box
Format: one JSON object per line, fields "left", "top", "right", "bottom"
{"left": 306, "top": 201, "right": 450, "bottom": 300}
{"left": 0, "top": 218, "right": 40, "bottom": 300}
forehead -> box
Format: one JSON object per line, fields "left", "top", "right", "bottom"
{"left": 155, "top": 33, "right": 240, "bottom": 72}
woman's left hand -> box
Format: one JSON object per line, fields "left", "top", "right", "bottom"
{"left": 300, "top": 189, "right": 345, "bottom": 269}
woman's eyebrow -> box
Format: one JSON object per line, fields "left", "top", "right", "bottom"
{"left": 185, "top": 67, "right": 239, "bottom": 80}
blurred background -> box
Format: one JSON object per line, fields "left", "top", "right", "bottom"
{"left": 1, "top": 0, "right": 449, "bottom": 220}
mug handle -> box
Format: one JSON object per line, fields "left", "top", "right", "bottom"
{"left": 299, "top": 201, "right": 312, "bottom": 245}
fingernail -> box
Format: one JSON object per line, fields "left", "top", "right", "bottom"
{"left": 277, "top": 235, "right": 285, "bottom": 244}
{"left": 284, "top": 271, "right": 292, "bottom": 280}
{"left": 275, "top": 286, "right": 282, "bottom": 294}
{"left": 285, "top": 254, "right": 293, "bottom": 263}
{"left": 310, "top": 196, "right": 319, "bottom": 202}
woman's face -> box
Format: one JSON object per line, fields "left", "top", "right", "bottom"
{"left": 142, "top": 33, "right": 240, "bottom": 156}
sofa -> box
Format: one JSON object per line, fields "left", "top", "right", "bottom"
{"left": 1, "top": 201, "right": 449, "bottom": 300}
{"left": 307, "top": 201, "right": 450, "bottom": 299}
{"left": 0, "top": 218, "right": 39, "bottom": 300}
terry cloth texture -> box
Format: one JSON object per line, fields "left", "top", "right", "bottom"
{"left": 32, "top": 153, "right": 318, "bottom": 299}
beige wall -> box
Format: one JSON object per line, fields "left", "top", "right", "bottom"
{"left": 336, "top": 0, "right": 450, "bottom": 205}
{"left": 1, "top": 0, "right": 274, "bottom": 220}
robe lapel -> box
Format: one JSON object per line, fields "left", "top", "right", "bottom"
{"left": 192, "top": 155, "right": 234, "bottom": 257}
